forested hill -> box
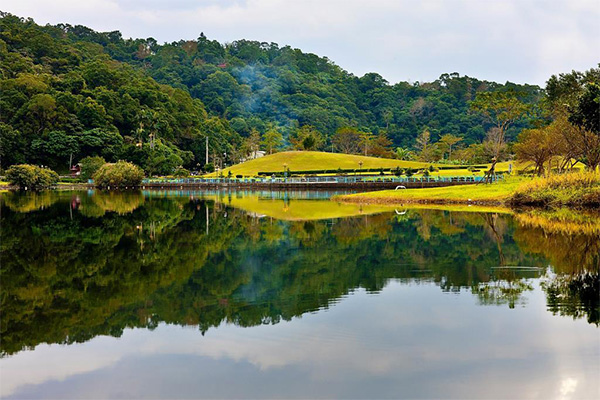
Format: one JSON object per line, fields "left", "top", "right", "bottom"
{"left": 1, "top": 13, "right": 542, "bottom": 172}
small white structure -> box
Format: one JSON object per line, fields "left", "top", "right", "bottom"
{"left": 242, "top": 151, "right": 266, "bottom": 162}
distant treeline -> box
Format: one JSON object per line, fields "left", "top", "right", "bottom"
{"left": 0, "top": 13, "right": 594, "bottom": 175}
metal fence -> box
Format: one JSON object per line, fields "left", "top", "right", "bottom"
{"left": 142, "top": 175, "right": 504, "bottom": 185}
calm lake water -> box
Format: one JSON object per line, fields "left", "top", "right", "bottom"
{"left": 1, "top": 190, "right": 598, "bottom": 399}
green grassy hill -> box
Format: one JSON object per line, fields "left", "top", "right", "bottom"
{"left": 212, "top": 151, "right": 432, "bottom": 177}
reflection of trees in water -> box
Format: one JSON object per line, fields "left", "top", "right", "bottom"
{"left": 543, "top": 272, "right": 599, "bottom": 325}
{"left": 513, "top": 209, "right": 600, "bottom": 325}
{"left": 1, "top": 194, "right": 597, "bottom": 357}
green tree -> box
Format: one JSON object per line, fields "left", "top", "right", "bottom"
{"left": 79, "top": 156, "right": 106, "bottom": 180}
{"left": 31, "top": 131, "right": 79, "bottom": 170}
{"left": 438, "top": 134, "right": 462, "bottom": 160}
{"left": 290, "top": 125, "right": 324, "bottom": 151}
{"left": 470, "top": 90, "right": 529, "bottom": 160}
{"left": 261, "top": 127, "right": 283, "bottom": 154}
{"left": 6, "top": 164, "right": 59, "bottom": 190}
{"left": 395, "top": 147, "right": 413, "bottom": 161}
{"left": 93, "top": 161, "right": 144, "bottom": 187}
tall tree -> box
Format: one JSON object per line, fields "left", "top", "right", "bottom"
{"left": 290, "top": 125, "right": 324, "bottom": 151}
{"left": 514, "top": 126, "right": 563, "bottom": 176}
{"left": 470, "top": 90, "right": 530, "bottom": 160}
{"left": 415, "top": 128, "right": 434, "bottom": 162}
{"left": 438, "top": 134, "right": 462, "bottom": 160}
{"left": 332, "top": 127, "right": 361, "bottom": 154}
{"left": 261, "top": 127, "right": 283, "bottom": 155}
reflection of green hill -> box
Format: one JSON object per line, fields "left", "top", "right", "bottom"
{"left": 1, "top": 192, "right": 597, "bottom": 356}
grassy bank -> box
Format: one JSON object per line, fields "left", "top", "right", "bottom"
{"left": 337, "top": 172, "right": 600, "bottom": 208}
{"left": 510, "top": 172, "right": 600, "bottom": 207}
{"left": 336, "top": 177, "right": 525, "bottom": 206}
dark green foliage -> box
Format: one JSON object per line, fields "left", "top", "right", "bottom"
{"left": 5, "top": 164, "right": 59, "bottom": 190}
{"left": 0, "top": 13, "right": 238, "bottom": 171}
{"left": 173, "top": 167, "right": 190, "bottom": 177}
{"left": 204, "top": 163, "right": 215, "bottom": 173}
{"left": 0, "top": 13, "right": 545, "bottom": 172}
{"left": 79, "top": 156, "right": 106, "bottom": 180}
{"left": 93, "top": 160, "right": 144, "bottom": 187}
{"left": 569, "top": 82, "right": 600, "bottom": 135}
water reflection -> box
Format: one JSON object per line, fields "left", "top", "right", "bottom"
{"left": 0, "top": 191, "right": 598, "bottom": 398}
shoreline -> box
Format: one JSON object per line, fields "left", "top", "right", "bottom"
{"left": 333, "top": 195, "right": 506, "bottom": 207}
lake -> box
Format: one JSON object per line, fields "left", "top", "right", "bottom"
{"left": 1, "top": 190, "right": 598, "bottom": 399}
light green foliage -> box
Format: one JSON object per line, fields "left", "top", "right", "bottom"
{"left": 6, "top": 164, "right": 59, "bottom": 190}
{"left": 93, "top": 161, "right": 144, "bottom": 188}
{"left": 261, "top": 127, "right": 283, "bottom": 154}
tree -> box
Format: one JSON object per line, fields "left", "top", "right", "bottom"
{"left": 470, "top": 90, "right": 529, "bottom": 160}
{"left": 31, "top": 131, "right": 79, "bottom": 170}
{"left": 6, "top": 164, "right": 59, "bottom": 190}
{"left": 79, "top": 156, "right": 106, "bottom": 180}
{"left": 569, "top": 82, "right": 600, "bottom": 135}
{"left": 438, "top": 134, "right": 462, "bottom": 160}
{"left": 26, "top": 94, "right": 57, "bottom": 134}
{"left": 395, "top": 147, "right": 413, "bottom": 161}
{"left": 415, "top": 128, "right": 435, "bottom": 162}
{"left": 359, "top": 131, "right": 374, "bottom": 156}
{"left": 261, "top": 127, "right": 283, "bottom": 154}
{"left": 244, "top": 128, "right": 262, "bottom": 157}
{"left": 93, "top": 161, "right": 144, "bottom": 188}
{"left": 370, "top": 132, "right": 394, "bottom": 158}
{"left": 514, "top": 126, "right": 562, "bottom": 176}
{"left": 332, "top": 127, "right": 361, "bottom": 154}
{"left": 545, "top": 71, "right": 600, "bottom": 171}
{"left": 290, "top": 125, "right": 324, "bottom": 151}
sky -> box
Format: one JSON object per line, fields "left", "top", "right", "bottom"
{"left": 3, "top": 0, "right": 599, "bottom": 86}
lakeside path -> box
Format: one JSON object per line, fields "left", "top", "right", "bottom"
{"left": 334, "top": 178, "right": 525, "bottom": 206}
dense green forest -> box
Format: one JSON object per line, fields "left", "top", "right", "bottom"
{"left": 0, "top": 13, "right": 594, "bottom": 174}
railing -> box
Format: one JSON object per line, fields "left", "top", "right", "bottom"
{"left": 142, "top": 175, "right": 504, "bottom": 185}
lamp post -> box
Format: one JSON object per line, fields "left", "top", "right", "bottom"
{"left": 358, "top": 161, "right": 363, "bottom": 177}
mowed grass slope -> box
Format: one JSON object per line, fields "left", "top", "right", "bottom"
{"left": 212, "top": 151, "right": 431, "bottom": 177}
{"left": 208, "top": 151, "right": 534, "bottom": 178}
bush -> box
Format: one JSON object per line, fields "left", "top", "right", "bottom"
{"left": 6, "top": 164, "right": 59, "bottom": 190}
{"left": 204, "top": 163, "right": 215, "bottom": 173}
{"left": 80, "top": 156, "right": 106, "bottom": 180}
{"left": 93, "top": 161, "right": 144, "bottom": 188}
{"left": 173, "top": 167, "right": 190, "bottom": 178}
{"left": 510, "top": 172, "right": 600, "bottom": 207}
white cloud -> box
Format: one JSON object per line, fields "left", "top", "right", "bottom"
{"left": 2, "top": 0, "right": 598, "bottom": 85}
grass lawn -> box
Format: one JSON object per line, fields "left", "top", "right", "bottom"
{"left": 336, "top": 177, "right": 526, "bottom": 205}
{"left": 210, "top": 151, "right": 435, "bottom": 177}
{"left": 206, "top": 151, "right": 555, "bottom": 178}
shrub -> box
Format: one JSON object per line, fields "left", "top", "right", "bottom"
{"left": 5, "top": 164, "right": 59, "bottom": 190}
{"left": 204, "top": 163, "right": 215, "bottom": 173}
{"left": 93, "top": 161, "right": 144, "bottom": 188}
{"left": 80, "top": 156, "right": 106, "bottom": 180}
{"left": 510, "top": 172, "right": 600, "bottom": 207}
{"left": 173, "top": 167, "right": 190, "bottom": 178}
